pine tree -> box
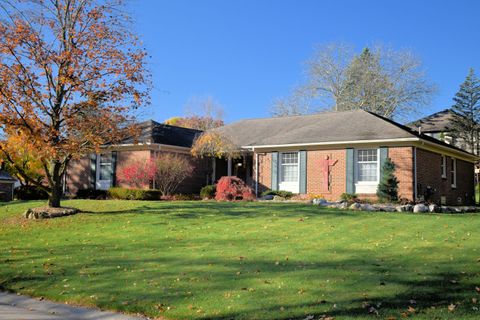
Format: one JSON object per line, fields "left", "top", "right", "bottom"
{"left": 377, "top": 158, "right": 399, "bottom": 202}
{"left": 450, "top": 68, "right": 480, "bottom": 155}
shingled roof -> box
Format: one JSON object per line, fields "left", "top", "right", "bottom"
{"left": 121, "top": 120, "right": 203, "bottom": 148}
{"left": 213, "top": 109, "right": 477, "bottom": 158}
{"left": 406, "top": 109, "right": 456, "bottom": 133}
{"left": 215, "top": 110, "right": 415, "bottom": 147}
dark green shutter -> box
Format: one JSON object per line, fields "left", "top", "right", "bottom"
{"left": 379, "top": 147, "right": 388, "bottom": 178}
{"left": 90, "top": 153, "right": 97, "bottom": 189}
{"left": 346, "top": 148, "right": 354, "bottom": 194}
{"left": 111, "top": 151, "right": 117, "bottom": 187}
{"left": 271, "top": 152, "right": 279, "bottom": 191}
{"left": 299, "top": 150, "right": 307, "bottom": 194}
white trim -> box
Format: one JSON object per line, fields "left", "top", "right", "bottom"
{"left": 414, "top": 147, "right": 417, "bottom": 200}
{"left": 255, "top": 150, "right": 259, "bottom": 196}
{"left": 451, "top": 157, "right": 457, "bottom": 188}
{"left": 354, "top": 148, "right": 380, "bottom": 194}
{"left": 278, "top": 151, "right": 300, "bottom": 193}
{"left": 441, "top": 155, "right": 447, "bottom": 178}
{"left": 242, "top": 138, "right": 420, "bottom": 149}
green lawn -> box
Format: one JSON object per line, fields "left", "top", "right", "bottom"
{"left": 1, "top": 200, "right": 480, "bottom": 319}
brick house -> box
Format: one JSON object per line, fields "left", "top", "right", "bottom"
{"left": 0, "top": 170, "right": 15, "bottom": 201}
{"left": 65, "top": 120, "right": 210, "bottom": 195}
{"left": 215, "top": 110, "right": 478, "bottom": 205}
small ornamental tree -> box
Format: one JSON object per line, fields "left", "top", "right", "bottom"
{"left": 376, "top": 158, "right": 399, "bottom": 202}
{"left": 154, "top": 153, "right": 194, "bottom": 196}
{"left": 117, "top": 159, "right": 156, "bottom": 189}
{"left": 191, "top": 131, "right": 239, "bottom": 159}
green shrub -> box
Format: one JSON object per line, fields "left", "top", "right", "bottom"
{"left": 172, "top": 194, "right": 199, "bottom": 201}
{"left": 76, "top": 188, "right": 107, "bottom": 199}
{"left": 340, "top": 192, "right": 358, "bottom": 202}
{"left": 107, "top": 187, "right": 161, "bottom": 200}
{"left": 200, "top": 185, "right": 216, "bottom": 199}
{"left": 260, "top": 190, "right": 294, "bottom": 199}
{"left": 14, "top": 185, "right": 48, "bottom": 200}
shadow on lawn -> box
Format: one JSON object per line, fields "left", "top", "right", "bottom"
{"left": 84, "top": 201, "right": 361, "bottom": 219}
{"left": 1, "top": 240, "right": 478, "bottom": 319}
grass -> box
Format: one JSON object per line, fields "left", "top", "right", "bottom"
{"left": 1, "top": 200, "right": 480, "bottom": 319}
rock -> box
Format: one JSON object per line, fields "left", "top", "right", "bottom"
{"left": 395, "top": 204, "right": 413, "bottom": 212}
{"left": 312, "top": 198, "right": 327, "bottom": 206}
{"left": 258, "top": 195, "right": 274, "bottom": 201}
{"left": 413, "top": 204, "right": 429, "bottom": 213}
{"left": 338, "top": 202, "right": 349, "bottom": 209}
{"left": 440, "top": 206, "right": 452, "bottom": 213}
{"left": 349, "top": 203, "right": 361, "bottom": 210}
{"left": 429, "top": 204, "right": 440, "bottom": 213}
{"left": 374, "top": 204, "right": 396, "bottom": 212}
{"left": 273, "top": 195, "right": 286, "bottom": 202}
{"left": 360, "top": 204, "right": 377, "bottom": 211}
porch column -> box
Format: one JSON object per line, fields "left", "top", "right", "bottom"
{"left": 212, "top": 158, "right": 216, "bottom": 183}
{"left": 227, "top": 157, "right": 232, "bottom": 176}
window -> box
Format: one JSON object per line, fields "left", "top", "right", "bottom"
{"left": 356, "top": 149, "right": 378, "bottom": 182}
{"left": 280, "top": 152, "right": 299, "bottom": 182}
{"left": 451, "top": 157, "right": 457, "bottom": 188}
{"left": 441, "top": 155, "right": 446, "bottom": 178}
{"left": 99, "top": 153, "right": 112, "bottom": 181}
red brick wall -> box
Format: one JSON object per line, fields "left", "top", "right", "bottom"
{"left": 307, "top": 149, "right": 346, "bottom": 201}
{"left": 65, "top": 156, "right": 91, "bottom": 194}
{"left": 254, "top": 153, "right": 271, "bottom": 193}
{"left": 66, "top": 149, "right": 209, "bottom": 195}
{"left": 389, "top": 147, "right": 414, "bottom": 201}
{"left": 416, "top": 148, "right": 475, "bottom": 205}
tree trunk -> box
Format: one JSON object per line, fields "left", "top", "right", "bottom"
{"left": 48, "top": 161, "right": 64, "bottom": 208}
{"left": 48, "top": 179, "right": 63, "bottom": 208}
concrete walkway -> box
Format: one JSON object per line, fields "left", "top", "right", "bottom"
{"left": 0, "top": 292, "right": 149, "bottom": 320}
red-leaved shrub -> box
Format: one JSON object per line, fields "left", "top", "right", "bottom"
{"left": 215, "top": 176, "right": 255, "bottom": 201}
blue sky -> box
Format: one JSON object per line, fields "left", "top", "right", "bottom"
{"left": 128, "top": 0, "right": 480, "bottom": 124}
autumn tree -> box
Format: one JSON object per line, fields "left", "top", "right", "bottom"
{"left": 153, "top": 153, "right": 194, "bottom": 196}
{"left": 165, "top": 96, "right": 224, "bottom": 130}
{"left": 0, "top": 0, "right": 150, "bottom": 207}
{"left": 191, "top": 131, "right": 239, "bottom": 159}
{"left": 272, "top": 43, "right": 436, "bottom": 120}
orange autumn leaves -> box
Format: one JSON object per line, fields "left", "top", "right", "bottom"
{"left": 0, "top": 0, "right": 150, "bottom": 203}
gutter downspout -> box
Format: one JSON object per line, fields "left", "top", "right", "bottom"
{"left": 254, "top": 148, "right": 259, "bottom": 197}
{"left": 413, "top": 147, "right": 417, "bottom": 201}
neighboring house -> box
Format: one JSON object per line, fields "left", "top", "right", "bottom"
{"left": 214, "top": 109, "right": 478, "bottom": 205}
{"left": 65, "top": 120, "right": 210, "bottom": 195}
{"left": 407, "top": 109, "right": 479, "bottom": 155}
{"left": 0, "top": 170, "right": 16, "bottom": 201}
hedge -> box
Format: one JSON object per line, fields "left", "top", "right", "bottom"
{"left": 107, "top": 187, "right": 162, "bottom": 200}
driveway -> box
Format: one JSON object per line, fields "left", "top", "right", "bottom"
{"left": 0, "top": 291, "right": 148, "bottom": 320}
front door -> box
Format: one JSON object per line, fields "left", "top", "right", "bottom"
{"left": 96, "top": 153, "right": 113, "bottom": 190}
{"left": 278, "top": 152, "right": 299, "bottom": 193}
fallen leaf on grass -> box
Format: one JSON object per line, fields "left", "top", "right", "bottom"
{"left": 448, "top": 303, "right": 456, "bottom": 312}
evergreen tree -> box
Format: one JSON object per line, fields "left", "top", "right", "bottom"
{"left": 450, "top": 68, "right": 480, "bottom": 155}
{"left": 377, "top": 158, "right": 399, "bottom": 202}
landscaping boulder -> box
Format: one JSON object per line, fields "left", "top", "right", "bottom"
{"left": 312, "top": 198, "right": 327, "bottom": 206}
{"left": 396, "top": 204, "right": 413, "bottom": 212}
{"left": 360, "top": 204, "right": 377, "bottom": 211}
{"left": 429, "top": 204, "right": 440, "bottom": 213}
{"left": 273, "top": 195, "right": 286, "bottom": 202}
{"left": 349, "top": 203, "right": 361, "bottom": 210}
{"left": 338, "top": 201, "right": 349, "bottom": 209}
{"left": 258, "top": 194, "right": 275, "bottom": 201}
{"left": 413, "top": 204, "right": 429, "bottom": 213}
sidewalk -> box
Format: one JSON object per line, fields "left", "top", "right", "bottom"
{"left": 0, "top": 291, "right": 149, "bottom": 320}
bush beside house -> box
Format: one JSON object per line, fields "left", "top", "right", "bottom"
{"left": 215, "top": 176, "right": 254, "bottom": 201}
